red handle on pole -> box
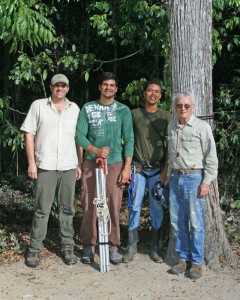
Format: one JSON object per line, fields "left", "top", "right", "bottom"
{"left": 96, "top": 157, "right": 104, "bottom": 169}
{"left": 96, "top": 158, "right": 108, "bottom": 174}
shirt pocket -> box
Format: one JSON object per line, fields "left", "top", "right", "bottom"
{"left": 181, "top": 136, "right": 200, "bottom": 151}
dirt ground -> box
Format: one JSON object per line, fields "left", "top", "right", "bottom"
{"left": 1, "top": 196, "right": 240, "bottom": 300}
{"left": 0, "top": 248, "right": 239, "bottom": 300}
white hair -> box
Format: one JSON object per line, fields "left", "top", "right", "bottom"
{"left": 173, "top": 92, "right": 194, "bottom": 104}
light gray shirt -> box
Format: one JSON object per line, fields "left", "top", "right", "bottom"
{"left": 167, "top": 115, "right": 218, "bottom": 184}
{"left": 21, "top": 97, "right": 80, "bottom": 171}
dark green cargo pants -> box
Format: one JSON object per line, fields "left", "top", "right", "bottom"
{"left": 29, "top": 168, "right": 76, "bottom": 252}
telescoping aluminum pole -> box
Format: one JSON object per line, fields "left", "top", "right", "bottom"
{"left": 94, "top": 158, "right": 110, "bottom": 272}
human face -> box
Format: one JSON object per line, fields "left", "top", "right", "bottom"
{"left": 175, "top": 95, "right": 194, "bottom": 123}
{"left": 144, "top": 84, "right": 162, "bottom": 106}
{"left": 50, "top": 82, "right": 69, "bottom": 101}
{"left": 99, "top": 79, "right": 118, "bottom": 102}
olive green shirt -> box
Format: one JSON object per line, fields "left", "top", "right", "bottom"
{"left": 132, "top": 108, "right": 171, "bottom": 163}
{"left": 167, "top": 115, "right": 218, "bottom": 184}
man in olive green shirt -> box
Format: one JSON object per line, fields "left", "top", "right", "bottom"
{"left": 123, "top": 80, "right": 171, "bottom": 263}
{"left": 167, "top": 92, "right": 218, "bottom": 279}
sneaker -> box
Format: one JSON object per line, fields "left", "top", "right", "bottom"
{"left": 189, "top": 264, "right": 203, "bottom": 279}
{"left": 63, "top": 250, "right": 77, "bottom": 265}
{"left": 170, "top": 260, "right": 186, "bottom": 275}
{"left": 25, "top": 252, "right": 40, "bottom": 268}
{"left": 81, "top": 248, "right": 94, "bottom": 264}
{"left": 109, "top": 250, "right": 122, "bottom": 265}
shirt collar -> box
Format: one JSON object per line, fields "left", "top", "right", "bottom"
{"left": 48, "top": 97, "right": 71, "bottom": 107}
{"left": 176, "top": 114, "right": 195, "bottom": 128}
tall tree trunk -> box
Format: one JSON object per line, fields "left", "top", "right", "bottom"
{"left": 167, "top": 0, "right": 237, "bottom": 269}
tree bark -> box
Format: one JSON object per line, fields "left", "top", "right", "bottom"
{"left": 167, "top": 0, "right": 237, "bottom": 269}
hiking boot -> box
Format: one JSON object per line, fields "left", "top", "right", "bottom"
{"left": 63, "top": 250, "right": 77, "bottom": 265}
{"left": 189, "top": 264, "right": 203, "bottom": 279}
{"left": 122, "top": 228, "right": 138, "bottom": 263}
{"left": 81, "top": 248, "right": 94, "bottom": 264}
{"left": 25, "top": 252, "right": 40, "bottom": 268}
{"left": 170, "top": 260, "right": 186, "bottom": 275}
{"left": 109, "top": 250, "right": 122, "bottom": 264}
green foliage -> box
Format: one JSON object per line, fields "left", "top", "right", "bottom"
{"left": 213, "top": 0, "right": 240, "bottom": 60}
{"left": 0, "top": 96, "right": 25, "bottom": 153}
{"left": 87, "top": 0, "right": 169, "bottom": 53}
{"left": 9, "top": 51, "right": 54, "bottom": 87}
{"left": 88, "top": 2, "right": 113, "bottom": 42}
{"left": 0, "top": 0, "right": 56, "bottom": 53}
{"left": 0, "top": 184, "right": 35, "bottom": 225}
{"left": 119, "top": 0, "right": 168, "bottom": 52}
{"left": 57, "top": 51, "right": 96, "bottom": 72}
{"left": 214, "top": 87, "right": 240, "bottom": 201}
{"left": 0, "top": 225, "right": 25, "bottom": 254}
{"left": 122, "top": 78, "right": 147, "bottom": 107}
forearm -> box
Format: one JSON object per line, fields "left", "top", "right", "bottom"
{"left": 25, "top": 132, "right": 37, "bottom": 179}
{"left": 77, "top": 146, "right": 83, "bottom": 167}
{"left": 76, "top": 146, "right": 83, "bottom": 180}
{"left": 123, "top": 156, "right": 132, "bottom": 169}
{"left": 25, "top": 133, "right": 35, "bottom": 166}
{"left": 87, "top": 144, "right": 99, "bottom": 155}
{"left": 87, "top": 144, "right": 110, "bottom": 159}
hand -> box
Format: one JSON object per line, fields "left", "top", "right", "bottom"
{"left": 76, "top": 166, "right": 82, "bottom": 180}
{"left": 28, "top": 163, "right": 38, "bottom": 179}
{"left": 95, "top": 146, "right": 110, "bottom": 159}
{"left": 198, "top": 183, "right": 210, "bottom": 197}
{"left": 160, "top": 168, "right": 168, "bottom": 186}
{"left": 118, "top": 166, "right": 131, "bottom": 188}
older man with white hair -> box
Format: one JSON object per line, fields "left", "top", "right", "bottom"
{"left": 167, "top": 92, "right": 218, "bottom": 279}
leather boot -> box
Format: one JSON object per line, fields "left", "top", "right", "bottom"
{"left": 151, "top": 228, "right": 163, "bottom": 263}
{"left": 122, "top": 228, "right": 138, "bottom": 263}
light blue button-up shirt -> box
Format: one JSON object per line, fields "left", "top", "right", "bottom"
{"left": 167, "top": 115, "right": 218, "bottom": 184}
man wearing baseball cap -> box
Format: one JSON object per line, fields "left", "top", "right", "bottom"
{"left": 21, "top": 74, "right": 81, "bottom": 268}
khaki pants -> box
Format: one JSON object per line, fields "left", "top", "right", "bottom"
{"left": 29, "top": 168, "right": 76, "bottom": 252}
{"left": 80, "top": 160, "right": 123, "bottom": 251}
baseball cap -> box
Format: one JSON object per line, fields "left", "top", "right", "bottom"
{"left": 51, "top": 74, "right": 69, "bottom": 86}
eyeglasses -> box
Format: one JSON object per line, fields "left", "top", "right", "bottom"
{"left": 175, "top": 104, "right": 192, "bottom": 109}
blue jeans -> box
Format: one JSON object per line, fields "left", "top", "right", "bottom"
{"left": 169, "top": 171, "right": 205, "bottom": 264}
{"left": 128, "top": 168, "right": 163, "bottom": 231}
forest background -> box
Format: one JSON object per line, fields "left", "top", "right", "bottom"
{"left": 0, "top": 0, "right": 239, "bottom": 261}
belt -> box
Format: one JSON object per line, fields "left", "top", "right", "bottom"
{"left": 172, "top": 168, "right": 203, "bottom": 175}
{"left": 139, "top": 160, "right": 161, "bottom": 172}
{"left": 141, "top": 160, "right": 161, "bottom": 169}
